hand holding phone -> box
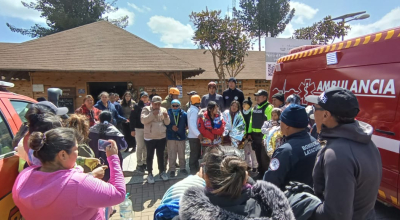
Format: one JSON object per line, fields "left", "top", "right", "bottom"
{"left": 106, "top": 140, "right": 118, "bottom": 157}
{"left": 98, "top": 139, "right": 111, "bottom": 152}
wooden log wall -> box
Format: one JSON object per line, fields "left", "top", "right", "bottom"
{"left": 7, "top": 72, "right": 271, "bottom": 111}
{"left": 11, "top": 72, "right": 173, "bottom": 108}
{"left": 7, "top": 80, "right": 33, "bottom": 98}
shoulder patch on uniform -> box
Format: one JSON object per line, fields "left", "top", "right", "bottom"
{"left": 270, "top": 158, "right": 280, "bottom": 171}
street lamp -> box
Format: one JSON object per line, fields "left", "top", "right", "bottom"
{"left": 332, "top": 11, "right": 370, "bottom": 41}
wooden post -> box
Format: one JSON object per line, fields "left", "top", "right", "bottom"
{"left": 174, "top": 72, "right": 182, "bottom": 86}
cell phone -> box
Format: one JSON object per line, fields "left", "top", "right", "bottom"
{"left": 98, "top": 139, "right": 111, "bottom": 152}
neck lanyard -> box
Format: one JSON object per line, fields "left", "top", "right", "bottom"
{"left": 174, "top": 113, "right": 180, "bottom": 125}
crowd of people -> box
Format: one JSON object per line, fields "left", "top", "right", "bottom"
{"left": 10, "top": 78, "right": 382, "bottom": 220}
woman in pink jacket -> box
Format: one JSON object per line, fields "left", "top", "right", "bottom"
{"left": 12, "top": 127, "right": 126, "bottom": 220}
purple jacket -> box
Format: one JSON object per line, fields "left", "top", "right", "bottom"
{"left": 88, "top": 123, "right": 127, "bottom": 181}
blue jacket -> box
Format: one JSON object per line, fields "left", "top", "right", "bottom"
{"left": 263, "top": 130, "right": 321, "bottom": 190}
{"left": 112, "top": 101, "right": 124, "bottom": 118}
{"left": 166, "top": 109, "right": 187, "bottom": 141}
{"left": 94, "top": 100, "right": 127, "bottom": 125}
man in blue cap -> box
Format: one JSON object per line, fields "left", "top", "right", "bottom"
{"left": 166, "top": 99, "right": 188, "bottom": 177}
{"left": 223, "top": 77, "right": 244, "bottom": 111}
{"left": 263, "top": 104, "right": 321, "bottom": 190}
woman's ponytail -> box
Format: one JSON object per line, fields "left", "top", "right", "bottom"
{"left": 203, "top": 146, "right": 248, "bottom": 199}
{"left": 211, "top": 156, "right": 247, "bottom": 198}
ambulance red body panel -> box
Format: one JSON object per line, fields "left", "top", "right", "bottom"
{"left": 270, "top": 27, "right": 400, "bottom": 209}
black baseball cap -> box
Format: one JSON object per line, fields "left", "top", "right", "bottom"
{"left": 305, "top": 87, "right": 360, "bottom": 118}
{"left": 254, "top": 89, "right": 268, "bottom": 97}
{"left": 187, "top": 91, "right": 197, "bottom": 95}
{"left": 228, "top": 77, "right": 237, "bottom": 84}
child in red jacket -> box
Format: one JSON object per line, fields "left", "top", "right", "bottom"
{"left": 197, "top": 101, "right": 225, "bottom": 149}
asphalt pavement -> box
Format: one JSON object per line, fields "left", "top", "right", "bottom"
{"left": 375, "top": 201, "right": 400, "bottom": 219}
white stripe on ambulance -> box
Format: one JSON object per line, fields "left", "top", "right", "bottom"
{"left": 372, "top": 135, "right": 400, "bottom": 154}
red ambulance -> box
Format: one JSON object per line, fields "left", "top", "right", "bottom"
{"left": 0, "top": 81, "right": 36, "bottom": 219}
{"left": 270, "top": 27, "right": 400, "bottom": 209}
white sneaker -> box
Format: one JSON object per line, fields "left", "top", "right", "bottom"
{"left": 160, "top": 172, "right": 169, "bottom": 181}
{"left": 147, "top": 173, "right": 155, "bottom": 184}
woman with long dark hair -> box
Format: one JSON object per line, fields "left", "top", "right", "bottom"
{"left": 89, "top": 111, "right": 127, "bottom": 181}
{"left": 16, "top": 105, "right": 62, "bottom": 168}
{"left": 12, "top": 127, "right": 125, "bottom": 219}
{"left": 178, "top": 145, "right": 295, "bottom": 220}
{"left": 197, "top": 101, "right": 225, "bottom": 151}
{"left": 121, "top": 91, "right": 136, "bottom": 152}
{"left": 222, "top": 100, "right": 246, "bottom": 147}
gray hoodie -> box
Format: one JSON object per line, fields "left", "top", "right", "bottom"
{"left": 312, "top": 121, "right": 382, "bottom": 220}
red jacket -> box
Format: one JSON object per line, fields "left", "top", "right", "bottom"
{"left": 75, "top": 104, "right": 101, "bottom": 127}
{"left": 197, "top": 110, "right": 225, "bottom": 146}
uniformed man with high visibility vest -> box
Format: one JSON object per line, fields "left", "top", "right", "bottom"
{"left": 247, "top": 89, "right": 273, "bottom": 179}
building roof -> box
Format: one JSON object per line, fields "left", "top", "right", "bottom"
{"left": 0, "top": 21, "right": 203, "bottom": 78}
{"left": 162, "top": 48, "right": 266, "bottom": 80}
{"left": 0, "top": 43, "right": 19, "bottom": 51}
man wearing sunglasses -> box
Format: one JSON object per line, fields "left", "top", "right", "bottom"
{"left": 166, "top": 99, "right": 188, "bottom": 177}
{"left": 305, "top": 87, "right": 382, "bottom": 220}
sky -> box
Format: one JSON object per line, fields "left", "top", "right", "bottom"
{"left": 0, "top": 0, "right": 399, "bottom": 50}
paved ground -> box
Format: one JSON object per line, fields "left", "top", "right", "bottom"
{"left": 111, "top": 141, "right": 400, "bottom": 220}
{"left": 111, "top": 179, "right": 181, "bottom": 220}
{"left": 375, "top": 202, "right": 400, "bottom": 219}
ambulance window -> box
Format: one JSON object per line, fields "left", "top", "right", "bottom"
{"left": 10, "top": 100, "right": 32, "bottom": 123}
{"left": 0, "top": 112, "right": 13, "bottom": 156}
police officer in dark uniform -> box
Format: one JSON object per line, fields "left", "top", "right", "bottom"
{"left": 263, "top": 104, "right": 321, "bottom": 190}
{"left": 222, "top": 77, "right": 244, "bottom": 111}
{"left": 248, "top": 89, "right": 273, "bottom": 179}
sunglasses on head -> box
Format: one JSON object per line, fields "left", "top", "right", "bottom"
{"left": 172, "top": 105, "right": 180, "bottom": 107}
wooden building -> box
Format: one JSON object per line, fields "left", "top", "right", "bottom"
{"left": 0, "top": 21, "right": 203, "bottom": 112}
{"left": 0, "top": 21, "right": 268, "bottom": 111}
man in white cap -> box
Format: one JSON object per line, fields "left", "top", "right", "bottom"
{"left": 141, "top": 96, "right": 171, "bottom": 183}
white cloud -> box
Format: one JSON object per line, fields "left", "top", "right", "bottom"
{"left": 278, "top": 23, "right": 295, "bottom": 38}
{"left": 0, "top": 0, "right": 46, "bottom": 23}
{"left": 163, "top": 6, "right": 167, "bottom": 11}
{"left": 147, "top": 16, "right": 194, "bottom": 46}
{"left": 290, "top": 1, "right": 319, "bottom": 24}
{"left": 104, "top": 7, "right": 135, "bottom": 26}
{"left": 127, "top": 3, "right": 151, "bottom": 13}
{"left": 143, "top": 6, "right": 151, "bottom": 11}
{"left": 345, "top": 7, "right": 400, "bottom": 40}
